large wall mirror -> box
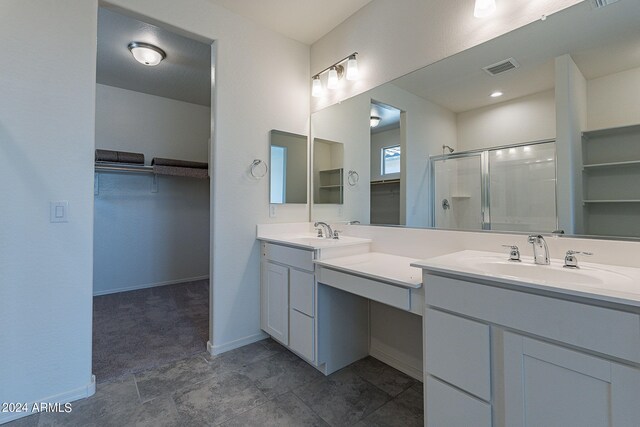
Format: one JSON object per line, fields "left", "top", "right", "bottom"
{"left": 270, "top": 130, "right": 308, "bottom": 204}
{"left": 311, "top": 0, "right": 640, "bottom": 239}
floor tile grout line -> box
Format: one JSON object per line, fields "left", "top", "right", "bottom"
{"left": 132, "top": 375, "right": 143, "bottom": 404}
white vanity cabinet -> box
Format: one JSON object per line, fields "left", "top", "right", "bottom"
{"left": 260, "top": 242, "right": 316, "bottom": 362}
{"left": 422, "top": 273, "right": 640, "bottom": 427}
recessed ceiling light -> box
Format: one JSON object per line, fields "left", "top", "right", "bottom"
{"left": 474, "top": 0, "right": 497, "bottom": 18}
{"left": 490, "top": 91, "right": 503, "bottom": 98}
{"left": 128, "top": 42, "right": 166, "bottom": 66}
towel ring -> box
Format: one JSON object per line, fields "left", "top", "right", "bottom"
{"left": 250, "top": 159, "right": 268, "bottom": 179}
{"left": 347, "top": 170, "right": 359, "bottom": 186}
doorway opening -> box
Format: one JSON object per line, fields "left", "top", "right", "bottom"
{"left": 370, "top": 101, "right": 402, "bottom": 225}
{"left": 93, "top": 6, "right": 213, "bottom": 381}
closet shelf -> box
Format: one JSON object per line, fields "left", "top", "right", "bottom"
{"left": 583, "top": 160, "right": 640, "bottom": 170}
{"left": 371, "top": 179, "right": 400, "bottom": 185}
{"left": 95, "top": 162, "right": 209, "bottom": 179}
{"left": 95, "top": 162, "right": 153, "bottom": 174}
{"left": 583, "top": 199, "right": 640, "bottom": 204}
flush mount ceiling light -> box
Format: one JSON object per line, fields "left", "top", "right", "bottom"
{"left": 370, "top": 116, "right": 381, "bottom": 128}
{"left": 490, "top": 91, "right": 504, "bottom": 98}
{"left": 311, "top": 52, "right": 358, "bottom": 97}
{"left": 474, "top": 0, "right": 497, "bottom": 18}
{"left": 128, "top": 42, "right": 166, "bottom": 66}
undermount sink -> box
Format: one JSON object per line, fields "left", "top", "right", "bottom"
{"left": 414, "top": 250, "right": 638, "bottom": 296}
{"left": 260, "top": 234, "right": 371, "bottom": 249}
{"left": 466, "top": 257, "right": 614, "bottom": 287}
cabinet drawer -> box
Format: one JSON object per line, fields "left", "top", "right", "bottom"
{"left": 263, "top": 242, "right": 314, "bottom": 272}
{"left": 426, "top": 274, "right": 640, "bottom": 364}
{"left": 426, "top": 308, "right": 491, "bottom": 401}
{"left": 290, "top": 269, "right": 314, "bottom": 317}
{"left": 290, "top": 309, "right": 315, "bottom": 362}
{"left": 426, "top": 376, "right": 492, "bottom": 427}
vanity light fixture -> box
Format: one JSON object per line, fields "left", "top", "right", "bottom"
{"left": 128, "top": 42, "right": 166, "bottom": 66}
{"left": 490, "top": 91, "right": 503, "bottom": 98}
{"left": 474, "top": 0, "right": 497, "bottom": 18}
{"left": 311, "top": 52, "right": 358, "bottom": 96}
{"left": 370, "top": 116, "right": 381, "bottom": 128}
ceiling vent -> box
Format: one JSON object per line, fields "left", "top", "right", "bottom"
{"left": 483, "top": 58, "right": 520, "bottom": 76}
{"left": 592, "top": 0, "right": 621, "bottom": 8}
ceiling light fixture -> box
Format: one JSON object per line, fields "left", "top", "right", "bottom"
{"left": 128, "top": 42, "right": 166, "bottom": 66}
{"left": 370, "top": 116, "right": 381, "bottom": 128}
{"left": 490, "top": 91, "right": 503, "bottom": 98}
{"left": 311, "top": 52, "right": 358, "bottom": 96}
{"left": 474, "top": 0, "right": 497, "bottom": 18}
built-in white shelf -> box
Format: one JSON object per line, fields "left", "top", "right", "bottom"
{"left": 583, "top": 199, "right": 640, "bottom": 204}
{"left": 583, "top": 160, "right": 640, "bottom": 170}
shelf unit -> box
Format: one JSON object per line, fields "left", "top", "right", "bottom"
{"left": 317, "top": 168, "right": 343, "bottom": 204}
{"left": 582, "top": 124, "right": 640, "bottom": 237}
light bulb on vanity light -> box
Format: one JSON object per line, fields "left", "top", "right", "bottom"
{"left": 312, "top": 76, "right": 322, "bottom": 97}
{"left": 327, "top": 66, "right": 339, "bottom": 90}
{"left": 370, "top": 116, "right": 381, "bottom": 128}
{"left": 474, "top": 0, "right": 496, "bottom": 18}
{"left": 346, "top": 54, "right": 359, "bottom": 80}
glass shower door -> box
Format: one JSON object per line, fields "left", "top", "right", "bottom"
{"left": 488, "top": 142, "right": 557, "bottom": 232}
{"left": 432, "top": 154, "right": 485, "bottom": 230}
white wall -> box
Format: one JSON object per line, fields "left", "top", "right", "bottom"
{"left": 310, "top": 0, "right": 581, "bottom": 112}
{"left": 1, "top": 0, "right": 309, "bottom": 419}
{"left": 94, "top": 84, "right": 210, "bottom": 295}
{"left": 555, "top": 54, "right": 586, "bottom": 235}
{"left": 587, "top": 66, "right": 640, "bottom": 131}
{"left": 456, "top": 89, "right": 556, "bottom": 151}
{"left": 0, "top": 1, "right": 97, "bottom": 423}
{"left": 95, "top": 84, "right": 210, "bottom": 164}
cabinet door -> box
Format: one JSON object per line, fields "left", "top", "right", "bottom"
{"left": 504, "top": 332, "right": 640, "bottom": 427}
{"left": 261, "top": 262, "right": 289, "bottom": 345}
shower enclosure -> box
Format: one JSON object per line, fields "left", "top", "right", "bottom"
{"left": 430, "top": 140, "right": 557, "bottom": 233}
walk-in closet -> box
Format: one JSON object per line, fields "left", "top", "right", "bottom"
{"left": 92, "top": 7, "right": 212, "bottom": 381}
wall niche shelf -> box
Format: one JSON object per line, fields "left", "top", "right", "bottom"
{"left": 317, "top": 168, "right": 344, "bottom": 204}
{"left": 582, "top": 124, "right": 640, "bottom": 237}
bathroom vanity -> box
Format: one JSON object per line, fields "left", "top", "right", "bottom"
{"left": 258, "top": 225, "right": 424, "bottom": 377}
{"left": 413, "top": 250, "right": 640, "bottom": 427}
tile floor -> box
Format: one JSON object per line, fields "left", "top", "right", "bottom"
{"left": 8, "top": 340, "right": 423, "bottom": 426}
{"left": 6, "top": 282, "right": 423, "bottom": 426}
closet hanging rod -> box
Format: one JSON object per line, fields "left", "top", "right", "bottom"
{"left": 95, "top": 162, "right": 153, "bottom": 174}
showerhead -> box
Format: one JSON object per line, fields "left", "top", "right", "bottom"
{"left": 443, "top": 145, "right": 455, "bottom": 154}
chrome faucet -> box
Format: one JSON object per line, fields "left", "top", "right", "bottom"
{"left": 564, "top": 250, "right": 593, "bottom": 268}
{"left": 314, "top": 221, "right": 333, "bottom": 239}
{"left": 528, "top": 235, "right": 550, "bottom": 265}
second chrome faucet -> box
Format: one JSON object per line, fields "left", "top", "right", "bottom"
{"left": 528, "top": 235, "right": 550, "bottom": 265}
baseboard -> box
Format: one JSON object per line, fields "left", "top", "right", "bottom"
{"left": 370, "top": 343, "right": 423, "bottom": 382}
{"left": 0, "top": 375, "right": 95, "bottom": 425}
{"left": 207, "top": 331, "right": 268, "bottom": 356}
{"left": 93, "top": 275, "right": 209, "bottom": 296}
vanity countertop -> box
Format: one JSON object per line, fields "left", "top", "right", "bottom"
{"left": 258, "top": 234, "right": 371, "bottom": 250}
{"left": 412, "top": 250, "right": 640, "bottom": 307}
{"left": 315, "top": 252, "right": 423, "bottom": 289}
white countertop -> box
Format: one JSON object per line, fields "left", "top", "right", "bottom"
{"left": 258, "top": 234, "right": 371, "bottom": 250}
{"left": 315, "top": 252, "right": 423, "bottom": 289}
{"left": 412, "top": 250, "right": 640, "bottom": 308}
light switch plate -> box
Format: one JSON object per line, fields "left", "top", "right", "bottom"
{"left": 50, "top": 201, "right": 69, "bottom": 223}
{"left": 269, "top": 205, "right": 277, "bottom": 218}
